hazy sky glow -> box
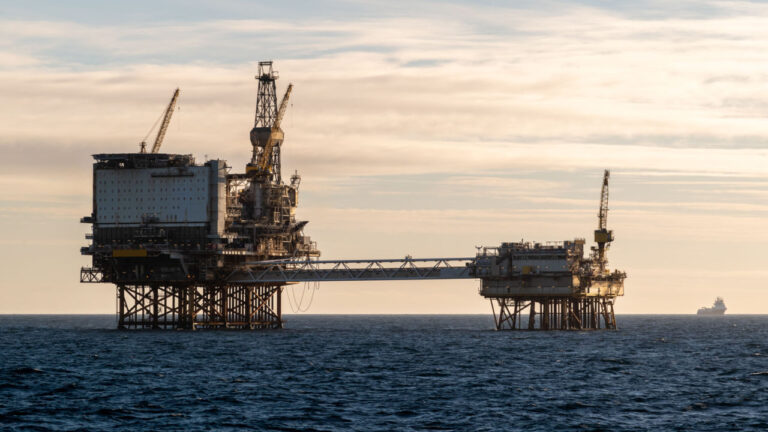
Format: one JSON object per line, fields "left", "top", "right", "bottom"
{"left": 2, "top": 0, "right": 768, "bottom": 313}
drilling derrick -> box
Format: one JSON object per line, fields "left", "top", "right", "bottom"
{"left": 237, "top": 62, "right": 309, "bottom": 261}
{"left": 248, "top": 61, "right": 283, "bottom": 183}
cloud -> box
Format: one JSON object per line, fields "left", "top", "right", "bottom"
{"left": 7, "top": 2, "right": 768, "bottom": 154}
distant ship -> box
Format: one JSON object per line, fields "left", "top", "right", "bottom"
{"left": 697, "top": 297, "right": 726, "bottom": 315}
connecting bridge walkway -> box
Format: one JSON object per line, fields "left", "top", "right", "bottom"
{"left": 228, "top": 257, "right": 476, "bottom": 284}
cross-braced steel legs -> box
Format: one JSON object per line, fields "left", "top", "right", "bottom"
{"left": 117, "top": 284, "right": 284, "bottom": 330}
{"left": 490, "top": 297, "right": 617, "bottom": 331}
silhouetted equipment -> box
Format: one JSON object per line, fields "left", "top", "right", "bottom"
{"left": 140, "top": 88, "right": 180, "bottom": 154}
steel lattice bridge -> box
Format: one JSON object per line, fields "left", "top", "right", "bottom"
{"left": 80, "top": 257, "right": 474, "bottom": 284}
{"left": 227, "top": 257, "right": 475, "bottom": 283}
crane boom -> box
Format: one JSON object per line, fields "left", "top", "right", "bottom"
{"left": 594, "top": 169, "right": 613, "bottom": 272}
{"left": 151, "top": 88, "right": 180, "bottom": 154}
{"left": 598, "top": 169, "right": 609, "bottom": 230}
{"left": 257, "top": 83, "right": 293, "bottom": 173}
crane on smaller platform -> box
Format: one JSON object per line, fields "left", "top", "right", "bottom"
{"left": 139, "top": 88, "right": 180, "bottom": 154}
{"left": 594, "top": 169, "right": 613, "bottom": 273}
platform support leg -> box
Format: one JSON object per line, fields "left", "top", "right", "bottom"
{"left": 151, "top": 285, "right": 159, "bottom": 329}
{"left": 528, "top": 301, "right": 536, "bottom": 330}
{"left": 117, "top": 285, "right": 126, "bottom": 329}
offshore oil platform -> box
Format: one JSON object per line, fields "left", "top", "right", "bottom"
{"left": 80, "top": 61, "right": 626, "bottom": 330}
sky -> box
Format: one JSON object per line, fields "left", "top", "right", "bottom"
{"left": 2, "top": 0, "right": 768, "bottom": 314}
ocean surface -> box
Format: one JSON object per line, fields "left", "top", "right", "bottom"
{"left": 1, "top": 315, "right": 767, "bottom": 431}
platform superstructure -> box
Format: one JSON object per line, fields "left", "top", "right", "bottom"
{"left": 81, "top": 62, "right": 318, "bottom": 329}
{"left": 474, "top": 239, "right": 624, "bottom": 330}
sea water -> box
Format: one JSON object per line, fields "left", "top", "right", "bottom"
{"left": 1, "top": 315, "right": 767, "bottom": 431}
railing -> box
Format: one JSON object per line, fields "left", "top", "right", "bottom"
{"left": 80, "top": 267, "right": 105, "bottom": 283}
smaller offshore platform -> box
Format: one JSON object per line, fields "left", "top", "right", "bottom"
{"left": 80, "top": 61, "right": 625, "bottom": 331}
{"left": 473, "top": 170, "right": 626, "bottom": 330}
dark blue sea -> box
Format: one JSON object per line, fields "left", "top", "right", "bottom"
{"left": 1, "top": 315, "right": 767, "bottom": 431}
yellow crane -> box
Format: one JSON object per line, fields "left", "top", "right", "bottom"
{"left": 594, "top": 169, "right": 614, "bottom": 272}
{"left": 139, "top": 88, "right": 180, "bottom": 154}
{"left": 251, "top": 83, "right": 293, "bottom": 174}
